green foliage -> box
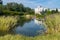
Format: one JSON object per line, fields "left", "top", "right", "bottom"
{"left": 2, "top": 2, "right": 34, "bottom": 15}
{"left": 43, "top": 9, "right": 51, "bottom": 15}
{"left": 0, "top": 4, "right": 2, "bottom": 14}
{"left": 42, "top": 8, "right": 59, "bottom": 15}
{"left": 2, "top": 10, "right": 24, "bottom": 15}
{"left": 56, "top": 8, "right": 58, "bottom": 13}
{"left": 0, "top": 0, "right": 2, "bottom": 4}
{"left": 51, "top": 10, "right": 56, "bottom": 14}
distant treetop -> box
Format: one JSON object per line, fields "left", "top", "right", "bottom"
{"left": 0, "top": 0, "right": 2, "bottom": 4}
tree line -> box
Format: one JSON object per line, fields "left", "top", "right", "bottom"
{"left": 41, "top": 8, "right": 59, "bottom": 15}
{"left": 0, "top": 2, "right": 34, "bottom": 15}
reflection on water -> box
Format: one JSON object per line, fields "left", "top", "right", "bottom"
{"left": 13, "top": 19, "right": 46, "bottom": 36}
{"left": 34, "top": 19, "right": 43, "bottom": 25}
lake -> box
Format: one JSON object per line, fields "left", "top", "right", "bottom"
{"left": 12, "top": 18, "right": 46, "bottom": 37}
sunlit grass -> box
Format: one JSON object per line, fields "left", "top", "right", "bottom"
{"left": 0, "top": 33, "right": 60, "bottom": 40}
{"left": 0, "top": 16, "right": 18, "bottom": 31}
{"left": 45, "top": 14, "right": 60, "bottom": 33}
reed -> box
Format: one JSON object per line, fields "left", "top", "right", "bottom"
{"left": 0, "top": 16, "right": 18, "bottom": 31}
{"left": 45, "top": 14, "right": 60, "bottom": 33}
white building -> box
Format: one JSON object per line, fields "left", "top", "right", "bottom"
{"left": 35, "top": 6, "right": 60, "bottom": 15}
{"left": 35, "top": 6, "right": 47, "bottom": 15}
{"left": 58, "top": 9, "right": 60, "bottom": 12}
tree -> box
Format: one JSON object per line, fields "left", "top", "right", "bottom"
{"left": 0, "top": 4, "right": 3, "bottom": 15}
{"left": 55, "top": 8, "right": 58, "bottom": 13}
{"left": 0, "top": 0, "right": 2, "bottom": 4}
{"left": 51, "top": 10, "right": 56, "bottom": 14}
{"left": 2, "top": 2, "right": 34, "bottom": 15}
{"left": 4, "top": 3, "right": 25, "bottom": 12}
{"left": 44, "top": 9, "right": 51, "bottom": 15}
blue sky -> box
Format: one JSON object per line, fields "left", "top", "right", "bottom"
{"left": 3, "top": 0, "right": 60, "bottom": 9}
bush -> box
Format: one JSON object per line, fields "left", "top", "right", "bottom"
{"left": 2, "top": 10, "right": 26, "bottom": 16}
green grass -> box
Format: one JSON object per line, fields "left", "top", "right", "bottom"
{"left": 0, "top": 33, "right": 60, "bottom": 40}
{"left": 45, "top": 14, "right": 60, "bottom": 34}
{"left": 0, "top": 16, "right": 18, "bottom": 31}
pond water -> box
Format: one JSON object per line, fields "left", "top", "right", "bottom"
{"left": 13, "top": 18, "right": 46, "bottom": 36}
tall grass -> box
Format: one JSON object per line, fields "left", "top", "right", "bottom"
{"left": 0, "top": 16, "right": 18, "bottom": 31}
{"left": 0, "top": 14, "right": 60, "bottom": 40}
{"left": 45, "top": 14, "right": 60, "bottom": 33}
{"left": 0, "top": 33, "right": 60, "bottom": 40}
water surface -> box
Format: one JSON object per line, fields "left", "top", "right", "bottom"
{"left": 13, "top": 19, "right": 46, "bottom": 36}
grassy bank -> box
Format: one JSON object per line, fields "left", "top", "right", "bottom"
{"left": 45, "top": 14, "right": 60, "bottom": 34}
{"left": 0, "top": 33, "right": 60, "bottom": 40}
{"left": 0, "top": 16, "right": 18, "bottom": 31}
